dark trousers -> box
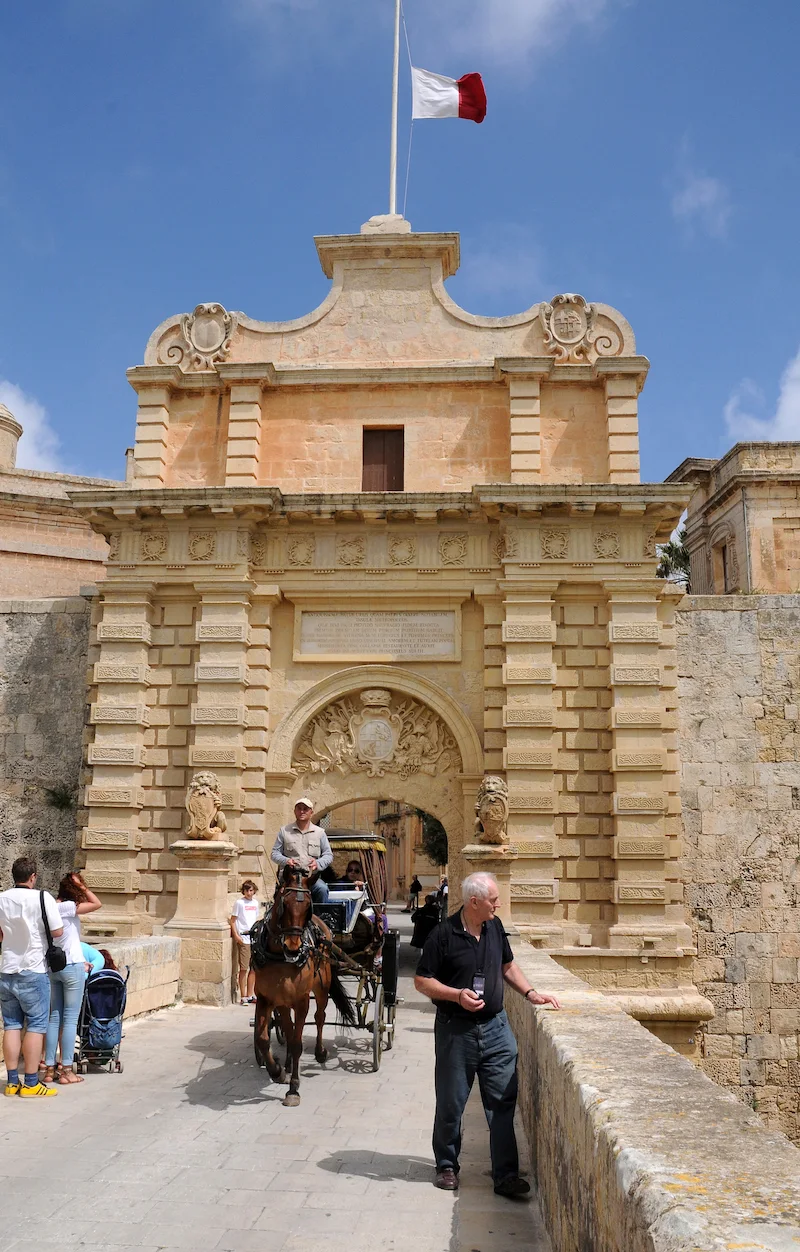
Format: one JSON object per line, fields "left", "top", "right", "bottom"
{"left": 433, "top": 1009, "right": 519, "bottom": 1184}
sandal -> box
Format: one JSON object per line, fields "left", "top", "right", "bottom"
{"left": 43, "top": 1066, "right": 57, "bottom": 1083}
{"left": 57, "top": 1067, "right": 84, "bottom": 1085}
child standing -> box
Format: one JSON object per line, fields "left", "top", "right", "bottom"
{"left": 229, "top": 880, "right": 259, "bottom": 1005}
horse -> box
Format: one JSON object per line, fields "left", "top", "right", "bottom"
{"left": 251, "top": 866, "right": 356, "bottom": 1106}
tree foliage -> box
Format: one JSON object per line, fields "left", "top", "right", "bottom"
{"left": 657, "top": 527, "right": 691, "bottom": 590}
{"left": 412, "top": 808, "right": 448, "bottom": 866}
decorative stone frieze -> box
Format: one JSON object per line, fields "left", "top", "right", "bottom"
{"left": 90, "top": 704, "right": 150, "bottom": 726}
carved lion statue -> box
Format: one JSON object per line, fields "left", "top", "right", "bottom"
{"left": 185, "top": 770, "right": 228, "bottom": 841}
{"left": 474, "top": 775, "right": 509, "bottom": 845}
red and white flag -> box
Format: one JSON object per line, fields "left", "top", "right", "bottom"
{"left": 410, "top": 67, "right": 487, "bottom": 124}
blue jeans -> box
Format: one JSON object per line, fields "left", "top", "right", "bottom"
{"left": 433, "top": 1009, "right": 519, "bottom": 1184}
{"left": 0, "top": 971, "right": 51, "bottom": 1034}
{"left": 311, "top": 879, "right": 329, "bottom": 904}
{"left": 45, "top": 962, "right": 87, "bottom": 1066}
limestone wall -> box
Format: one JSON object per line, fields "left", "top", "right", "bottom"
{"left": 0, "top": 598, "right": 90, "bottom": 888}
{"left": 677, "top": 595, "right": 800, "bottom": 1140}
{"left": 507, "top": 947, "right": 800, "bottom": 1252}
{"left": 104, "top": 935, "right": 180, "bottom": 1018}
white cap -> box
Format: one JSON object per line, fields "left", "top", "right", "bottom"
{"left": 295, "top": 796, "right": 314, "bottom": 809}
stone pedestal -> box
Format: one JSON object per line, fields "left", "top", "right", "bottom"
{"left": 462, "top": 843, "right": 519, "bottom": 935}
{"left": 164, "top": 840, "right": 238, "bottom": 1006}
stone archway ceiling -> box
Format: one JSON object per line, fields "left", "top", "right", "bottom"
{"left": 291, "top": 687, "right": 461, "bottom": 781}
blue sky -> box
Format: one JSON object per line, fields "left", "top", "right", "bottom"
{"left": 1, "top": 0, "right": 799, "bottom": 482}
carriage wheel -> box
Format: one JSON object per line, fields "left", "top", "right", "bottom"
{"left": 384, "top": 1003, "right": 396, "bottom": 1052}
{"left": 372, "top": 982, "right": 385, "bottom": 1072}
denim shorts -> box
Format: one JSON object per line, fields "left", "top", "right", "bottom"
{"left": 0, "top": 971, "right": 52, "bottom": 1033}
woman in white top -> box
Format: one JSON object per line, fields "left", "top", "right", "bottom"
{"left": 43, "top": 872, "right": 102, "bottom": 1084}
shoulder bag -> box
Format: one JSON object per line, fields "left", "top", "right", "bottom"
{"left": 40, "top": 892, "right": 67, "bottom": 972}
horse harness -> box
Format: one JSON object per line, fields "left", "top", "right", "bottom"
{"left": 249, "top": 879, "right": 331, "bottom": 973}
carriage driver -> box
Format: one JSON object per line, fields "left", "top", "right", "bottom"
{"left": 271, "top": 798, "right": 332, "bottom": 904}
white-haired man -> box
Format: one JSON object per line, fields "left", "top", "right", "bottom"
{"left": 271, "top": 798, "right": 332, "bottom": 903}
{"left": 415, "top": 870, "right": 560, "bottom": 1197}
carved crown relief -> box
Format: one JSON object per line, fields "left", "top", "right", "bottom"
{"left": 540, "top": 293, "right": 623, "bottom": 364}
{"left": 292, "top": 688, "right": 460, "bottom": 781}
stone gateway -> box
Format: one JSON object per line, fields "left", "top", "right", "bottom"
{"left": 69, "top": 213, "right": 703, "bottom": 1043}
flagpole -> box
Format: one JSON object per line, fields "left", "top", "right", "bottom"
{"left": 389, "top": 0, "right": 401, "bottom": 215}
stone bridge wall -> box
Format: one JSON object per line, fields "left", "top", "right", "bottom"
{"left": 508, "top": 947, "right": 800, "bottom": 1252}
{"left": 677, "top": 595, "right": 800, "bottom": 1141}
{"left": 0, "top": 597, "right": 91, "bottom": 889}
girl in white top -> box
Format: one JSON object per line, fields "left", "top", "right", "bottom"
{"left": 43, "top": 872, "right": 102, "bottom": 1084}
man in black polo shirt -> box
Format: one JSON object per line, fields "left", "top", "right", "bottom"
{"left": 415, "top": 871, "right": 560, "bottom": 1197}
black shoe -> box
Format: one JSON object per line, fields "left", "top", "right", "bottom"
{"left": 494, "top": 1175, "right": 531, "bottom": 1199}
{"left": 435, "top": 1168, "right": 459, "bottom": 1191}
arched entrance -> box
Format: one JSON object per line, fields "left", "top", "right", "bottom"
{"left": 264, "top": 665, "right": 483, "bottom": 891}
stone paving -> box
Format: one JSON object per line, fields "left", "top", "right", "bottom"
{"left": 0, "top": 911, "right": 549, "bottom": 1252}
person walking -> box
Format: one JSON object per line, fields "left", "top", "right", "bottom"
{"left": 44, "top": 872, "right": 102, "bottom": 1084}
{"left": 414, "top": 871, "right": 560, "bottom": 1197}
{"left": 0, "top": 856, "right": 64, "bottom": 1097}
{"left": 230, "top": 879, "right": 260, "bottom": 1005}
{"left": 271, "top": 798, "right": 333, "bottom": 903}
{"left": 407, "top": 875, "right": 422, "bottom": 912}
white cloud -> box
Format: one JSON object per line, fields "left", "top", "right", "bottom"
{"left": 426, "top": 0, "right": 617, "bottom": 66}
{"left": 670, "top": 142, "right": 731, "bottom": 239}
{"left": 233, "top": 0, "right": 623, "bottom": 67}
{"left": 724, "top": 345, "right": 800, "bottom": 442}
{"left": 0, "top": 380, "right": 64, "bottom": 472}
{"left": 454, "top": 224, "right": 547, "bottom": 306}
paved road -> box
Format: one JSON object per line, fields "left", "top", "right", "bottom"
{"left": 0, "top": 910, "right": 550, "bottom": 1252}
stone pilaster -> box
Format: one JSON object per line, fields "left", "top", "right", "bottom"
{"left": 501, "top": 583, "right": 560, "bottom": 937}
{"left": 224, "top": 383, "right": 263, "bottom": 486}
{"left": 606, "top": 581, "right": 684, "bottom": 950}
{"left": 131, "top": 381, "right": 172, "bottom": 487}
{"left": 82, "top": 586, "right": 155, "bottom": 936}
{"left": 239, "top": 586, "right": 280, "bottom": 884}
{"left": 509, "top": 379, "right": 541, "bottom": 484}
{"left": 603, "top": 374, "right": 641, "bottom": 484}
{"left": 190, "top": 583, "right": 253, "bottom": 867}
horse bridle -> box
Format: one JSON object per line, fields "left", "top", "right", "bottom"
{"left": 273, "top": 879, "right": 314, "bottom": 962}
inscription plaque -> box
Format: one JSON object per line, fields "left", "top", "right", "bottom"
{"left": 297, "top": 610, "right": 459, "bottom": 661}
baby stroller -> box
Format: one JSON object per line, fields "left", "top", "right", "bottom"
{"left": 74, "top": 967, "right": 129, "bottom": 1074}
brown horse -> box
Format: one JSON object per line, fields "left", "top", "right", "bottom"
{"left": 251, "top": 867, "right": 355, "bottom": 1106}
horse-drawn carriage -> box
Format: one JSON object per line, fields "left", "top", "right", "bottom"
{"left": 250, "top": 827, "right": 399, "bottom": 1102}
{"left": 314, "top": 829, "right": 399, "bottom": 1070}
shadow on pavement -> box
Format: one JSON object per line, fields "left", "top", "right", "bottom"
{"left": 315, "top": 1150, "right": 435, "bottom": 1182}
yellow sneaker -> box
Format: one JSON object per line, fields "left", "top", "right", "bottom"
{"left": 4, "top": 1083, "right": 20, "bottom": 1097}
{"left": 18, "top": 1081, "right": 57, "bottom": 1098}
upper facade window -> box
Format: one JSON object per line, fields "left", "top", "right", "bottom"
{"left": 362, "top": 428, "right": 404, "bottom": 492}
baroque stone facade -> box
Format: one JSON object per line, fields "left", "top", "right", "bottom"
{"left": 67, "top": 215, "right": 701, "bottom": 1032}
{"left": 668, "top": 441, "right": 800, "bottom": 593}
{"left": 0, "top": 403, "right": 116, "bottom": 598}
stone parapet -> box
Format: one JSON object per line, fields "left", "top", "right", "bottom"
{"left": 507, "top": 947, "right": 800, "bottom": 1252}
{"left": 103, "top": 935, "right": 181, "bottom": 1018}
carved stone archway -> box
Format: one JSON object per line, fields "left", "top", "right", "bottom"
{"left": 265, "top": 666, "right": 484, "bottom": 881}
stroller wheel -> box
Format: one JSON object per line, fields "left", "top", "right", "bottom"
{"left": 79, "top": 1061, "right": 90, "bottom": 1075}
{"left": 113, "top": 1060, "right": 124, "bottom": 1073}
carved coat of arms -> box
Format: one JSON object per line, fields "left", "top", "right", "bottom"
{"left": 292, "top": 688, "right": 459, "bottom": 780}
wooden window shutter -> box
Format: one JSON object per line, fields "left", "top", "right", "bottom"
{"left": 362, "top": 428, "right": 404, "bottom": 491}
